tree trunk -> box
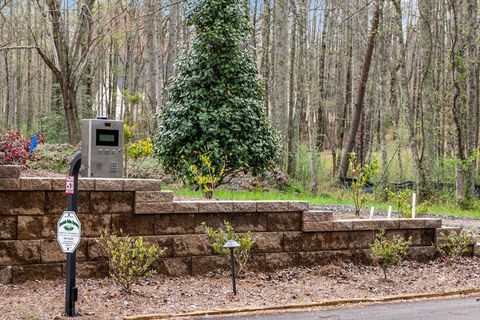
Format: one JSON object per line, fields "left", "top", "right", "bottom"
{"left": 339, "top": 1, "right": 381, "bottom": 179}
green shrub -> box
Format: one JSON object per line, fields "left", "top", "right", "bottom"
{"left": 189, "top": 153, "right": 225, "bottom": 199}
{"left": 387, "top": 189, "right": 431, "bottom": 218}
{"left": 203, "top": 221, "right": 256, "bottom": 275}
{"left": 97, "top": 230, "right": 165, "bottom": 292}
{"left": 348, "top": 153, "right": 379, "bottom": 216}
{"left": 436, "top": 229, "right": 473, "bottom": 260}
{"left": 370, "top": 230, "right": 411, "bottom": 280}
{"left": 154, "top": 0, "right": 279, "bottom": 188}
{"left": 28, "top": 143, "right": 77, "bottom": 173}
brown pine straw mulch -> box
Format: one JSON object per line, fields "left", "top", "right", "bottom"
{"left": 1, "top": 257, "right": 480, "bottom": 320}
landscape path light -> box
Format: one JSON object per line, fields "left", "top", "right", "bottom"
{"left": 223, "top": 239, "right": 241, "bottom": 295}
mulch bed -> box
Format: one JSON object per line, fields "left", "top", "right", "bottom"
{"left": 1, "top": 258, "right": 480, "bottom": 320}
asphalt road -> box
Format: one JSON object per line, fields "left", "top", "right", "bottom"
{"left": 197, "top": 297, "right": 480, "bottom": 320}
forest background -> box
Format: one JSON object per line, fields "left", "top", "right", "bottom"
{"left": 0, "top": 0, "right": 479, "bottom": 212}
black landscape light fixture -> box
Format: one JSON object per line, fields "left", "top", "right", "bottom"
{"left": 223, "top": 239, "right": 241, "bottom": 295}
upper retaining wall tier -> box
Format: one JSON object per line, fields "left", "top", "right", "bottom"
{"left": 0, "top": 165, "right": 453, "bottom": 284}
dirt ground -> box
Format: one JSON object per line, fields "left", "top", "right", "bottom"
{"left": 1, "top": 258, "right": 479, "bottom": 320}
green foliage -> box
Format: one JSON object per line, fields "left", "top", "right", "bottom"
{"left": 155, "top": 0, "right": 279, "bottom": 187}
{"left": 127, "top": 138, "right": 154, "bottom": 159}
{"left": 28, "top": 143, "right": 78, "bottom": 172}
{"left": 40, "top": 82, "right": 68, "bottom": 144}
{"left": 97, "top": 230, "right": 165, "bottom": 292}
{"left": 124, "top": 124, "right": 157, "bottom": 177}
{"left": 203, "top": 221, "right": 256, "bottom": 275}
{"left": 387, "top": 189, "right": 431, "bottom": 218}
{"left": 348, "top": 153, "right": 379, "bottom": 216}
{"left": 189, "top": 153, "right": 225, "bottom": 198}
{"left": 436, "top": 229, "right": 473, "bottom": 260}
{"left": 370, "top": 230, "right": 411, "bottom": 280}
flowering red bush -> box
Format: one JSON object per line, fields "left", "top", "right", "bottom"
{"left": 0, "top": 129, "right": 43, "bottom": 165}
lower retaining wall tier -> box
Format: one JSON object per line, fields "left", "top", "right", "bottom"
{"left": 0, "top": 166, "right": 461, "bottom": 284}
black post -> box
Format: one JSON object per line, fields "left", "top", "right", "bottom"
{"left": 66, "top": 152, "right": 81, "bottom": 317}
{"left": 229, "top": 248, "right": 237, "bottom": 295}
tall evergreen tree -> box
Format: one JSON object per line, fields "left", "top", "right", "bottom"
{"left": 155, "top": 0, "right": 279, "bottom": 184}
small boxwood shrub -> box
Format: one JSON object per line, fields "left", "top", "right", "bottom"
{"left": 97, "top": 230, "right": 165, "bottom": 292}
{"left": 370, "top": 229, "right": 411, "bottom": 280}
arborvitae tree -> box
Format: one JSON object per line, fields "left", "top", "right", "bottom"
{"left": 155, "top": 0, "right": 279, "bottom": 186}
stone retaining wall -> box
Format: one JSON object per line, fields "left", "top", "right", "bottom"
{"left": 0, "top": 165, "right": 451, "bottom": 284}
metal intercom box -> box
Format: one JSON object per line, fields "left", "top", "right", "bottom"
{"left": 80, "top": 118, "right": 124, "bottom": 178}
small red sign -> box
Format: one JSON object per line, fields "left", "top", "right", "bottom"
{"left": 65, "top": 176, "right": 75, "bottom": 195}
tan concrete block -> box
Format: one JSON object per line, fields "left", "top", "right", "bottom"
{"left": 154, "top": 214, "right": 195, "bottom": 235}
{"left": 45, "top": 191, "right": 90, "bottom": 214}
{"left": 407, "top": 246, "right": 437, "bottom": 262}
{"left": 0, "top": 266, "right": 12, "bottom": 284}
{"left": 229, "top": 212, "right": 268, "bottom": 232}
{"left": 248, "top": 253, "right": 266, "bottom": 271}
{"left": 91, "top": 191, "right": 133, "bottom": 214}
{"left": 159, "top": 257, "right": 191, "bottom": 276}
{"left": 380, "top": 219, "right": 400, "bottom": 229}
{"left": 77, "top": 261, "right": 108, "bottom": 279}
{"left": 111, "top": 214, "right": 154, "bottom": 236}
{"left": 194, "top": 213, "right": 233, "bottom": 233}
{"left": 267, "top": 212, "right": 302, "bottom": 231}
{"left": 251, "top": 232, "right": 284, "bottom": 253}
{"left": 0, "top": 240, "right": 41, "bottom": 265}
{"left": 20, "top": 177, "right": 52, "bottom": 190}
{"left": 17, "top": 215, "right": 57, "bottom": 240}
{"left": 303, "top": 221, "right": 333, "bottom": 232}
{"left": 288, "top": 201, "right": 309, "bottom": 212}
{"left": 78, "top": 178, "right": 95, "bottom": 190}
{"left": 352, "top": 219, "right": 382, "bottom": 230}
{"left": 282, "top": 231, "right": 304, "bottom": 252}
{"left": 135, "top": 202, "right": 174, "bottom": 214}
{"left": 325, "top": 232, "right": 351, "bottom": 250}
{"left": 173, "top": 234, "right": 211, "bottom": 256}
{"left": 198, "top": 201, "right": 234, "bottom": 213}
{"left": 348, "top": 230, "right": 375, "bottom": 249}
{"left": 302, "top": 211, "right": 334, "bottom": 232}
{"left": 12, "top": 263, "right": 62, "bottom": 283}
{"left": 0, "top": 165, "right": 21, "bottom": 178}
{"left": 398, "top": 219, "right": 425, "bottom": 229}
{"left": 51, "top": 178, "right": 65, "bottom": 190}
{"left": 333, "top": 220, "right": 354, "bottom": 231}
{"left": 265, "top": 252, "right": 298, "bottom": 270}
{"left": 0, "top": 216, "right": 16, "bottom": 239}
{"left": 192, "top": 255, "right": 227, "bottom": 275}
{"left": 174, "top": 201, "right": 199, "bottom": 213}
{"left": 233, "top": 201, "right": 257, "bottom": 213}
{"left": 77, "top": 214, "right": 111, "bottom": 237}
{"left": 143, "top": 235, "right": 174, "bottom": 257}
{"left": 257, "top": 201, "right": 289, "bottom": 212}
{"left": 299, "top": 249, "right": 372, "bottom": 266}
{"left": 436, "top": 227, "right": 461, "bottom": 238}
{"left": 95, "top": 178, "right": 124, "bottom": 191}
{"left": 123, "top": 179, "right": 162, "bottom": 191}
{"left": 135, "top": 191, "right": 173, "bottom": 203}
{"left": 87, "top": 238, "right": 106, "bottom": 261}
{"left": 40, "top": 239, "right": 87, "bottom": 263}
{"left": 0, "top": 191, "right": 45, "bottom": 215}
{"left": 0, "top": 179, "right": 20, "bottom": 190}
{"left": 423, "top": 218, "right": 442, "bottom": 229}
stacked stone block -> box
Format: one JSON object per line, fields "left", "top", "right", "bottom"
{"left": 0, "top": 165, "right": 454, "bottom": 284}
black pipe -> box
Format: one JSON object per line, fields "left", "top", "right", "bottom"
{"left": 65, "top": 152, "right": 81, "bottom": 317}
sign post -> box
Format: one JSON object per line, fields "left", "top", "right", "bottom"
{"left": 59, "top": 152, "right": 81, "bottom": 317}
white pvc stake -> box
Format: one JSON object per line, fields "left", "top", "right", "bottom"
{"left": 412, "top": 193, "right": 416, "bottom": 219}
{"left": 369, "top": 206, "right": 374, "bottom": 219}
{"left": 387, "top": 206, "right": 392, "bottom": 219}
